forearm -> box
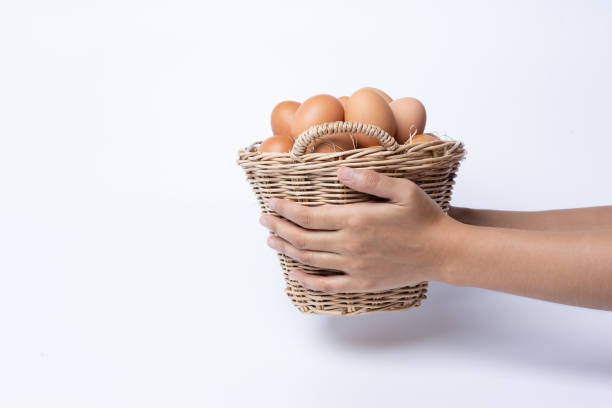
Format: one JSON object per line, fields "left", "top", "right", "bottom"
{"left": 449, "top": 206, "right": 612, "bottom": 232}
{"left": 440, "top": 223, "right": 612, "bottom": 311}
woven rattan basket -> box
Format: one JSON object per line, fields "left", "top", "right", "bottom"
{"left": 238, "top": 121, "right": 466, "bottom": 316}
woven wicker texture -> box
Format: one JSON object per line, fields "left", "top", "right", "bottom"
{"left": 238, "top": 121, "right": 466, "bottom": 316}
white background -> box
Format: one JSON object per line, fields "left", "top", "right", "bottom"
{"left": 1, "top": 0, "right": 612, "bottom": 407}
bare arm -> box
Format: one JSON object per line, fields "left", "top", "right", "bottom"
{"left": 259, "top": 168, "right": 612, "bottom": 311}
{"left": 443, "top": 225, "right": 612, "bottom": 310}
{"left": 449, "top": 206, "right": 612, "bottom": 232}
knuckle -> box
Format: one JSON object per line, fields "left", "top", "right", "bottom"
{"left": 345, "top": 240, "right": 365, "bottom": 255}
{"left": 351, "top": 259, "right": 369, "bottom": 273}
{"left": 317, "top": 281, "right": 334, "bottom": 293}
{"left": 298, "top": 251, "right": 313, "bottom": 266}
{"left": 355, "top": 237, "right": 368, "bottom": 252}
{"left": 354, "top": 279, "right": 375, "bottom": 292}
{"left": 266, "top": 216, "right": 278, "bottom": 231}
{"left": 404, "top": 180, "right": 419, "bottom": 197}
{"left": 342, "top": 242, "right": 356, "bottom": 255}
{"left": 296, "top": 211, "right": 312, "bottom": 228}
{"left": 334, "top": 280, "right": 351, "bottom": 294}
{"left": 346, "top": 213, "right": 364, "bottom": 228}
{"left": 274, "top": 239, "right": 286, "bottom": 254}
{"left": 294, "top": 234, "right": 308, "bottom": 250}
{"left": 361, "top": 171, "right": 380, "bottom": 189}
{"left": 271, "top": 200, "right": 284, "bottom": 215}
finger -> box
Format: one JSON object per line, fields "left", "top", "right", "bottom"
{"left": 260, "top": 214, "right": 341, "bottom": 252}
{"left": 288, "top": 269, "right": 353, "bottom": 294}
{"left": 337, "top": 167, "right": 417, "bottom": 204}
{"left": 267, "top": 198, "right": 346, "bottom": 230}
{"left": 267, "top": 236, "right": 345, "bottom": 270}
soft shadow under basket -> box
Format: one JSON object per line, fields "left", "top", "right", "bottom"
{"left": 237, "top": 121, "right": 466, "bottom": 316}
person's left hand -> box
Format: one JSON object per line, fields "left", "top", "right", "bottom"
{"left": 259, "top": 167, "right": 462, "bottom": 293}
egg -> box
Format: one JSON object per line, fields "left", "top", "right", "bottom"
{"left": 389, "top": 97, "right": 427, "bottom": 144}
{"left": 409, "top": 133, "right": 439, "bottom": 143}
{"left": 338, "top": 96, "right": 349, "bottom": 109}
{"left": 345, "top": 89, "right": 396, "bottom": 147}
{"left": 259, "top": 135, "right": 295, "bottom": 153}
{"left": 357, "top": 87, "right": 392, "bottom": 103}
{"left": 271, "top": 101, "right": 300, "bottom": 138}
{"left": 290, "top": 95, "right": 344, "bottom": 139}
{"left": 308, "top": 134, "right": 357, "bottom": 153}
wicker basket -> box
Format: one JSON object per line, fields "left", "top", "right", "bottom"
{"left": 237, "top": 121, "right": 466, "bottom": 316}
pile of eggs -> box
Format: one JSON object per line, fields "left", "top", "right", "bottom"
{"left": 260, "top": 87, "right": 438, "bottom": 153}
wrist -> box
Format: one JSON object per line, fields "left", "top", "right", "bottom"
{"left": 448, "top": 206, "right": 468, "bottom": 223}
{"left": 448, "top": 206, "right": 478, "bottom": 226}
{"left": 432, "top": 216, "right": 477, "bottom": 287}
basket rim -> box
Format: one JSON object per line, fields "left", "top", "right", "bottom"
{"left": 239, "top": 121, "right": 463, "bottom": 162}
{"left": 238, "top": 139, "right": 465, "bottom": 168}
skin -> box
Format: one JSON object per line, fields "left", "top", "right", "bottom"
{"left": 259, "top": 167, "right": 612, "bottom": 311}
{"left": 449, "top": 206, "right": 612, "bottom": 232}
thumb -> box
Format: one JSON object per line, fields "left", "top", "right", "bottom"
{"left": 337, "top": 167, "right": 415, "bottom": 203}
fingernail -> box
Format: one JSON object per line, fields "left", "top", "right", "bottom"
{"left": 267, "top": 236, "right": 277, "bottom": 249}
{"left": 267, "top": 198, "right": 276, "bottom": 211}
{"left": 337, "top": 167, "right": 354, "bottom": 181}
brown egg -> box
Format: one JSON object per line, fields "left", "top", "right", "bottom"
{"left": 290, "top": 95, "right": 344, "bottom": 139}
{"left": 357, "top": 87, "right": 392, "bottom": 103}
{"left": 345, "top": 89, "right": 396, "bottom": 147}
{"left": 409, "top": 133, "right": 439, "bottom": 144}
{"left": 258, "top": 135, "right": 295, "bottom": 153}
{"left": 271, "top": 101, "right": 300, "bottom": 138}
{"left": 308, "top": 134, "right": 357, "bottom": 153}
{"left": 389, "top": 97, "right": 427, "bottom": 144}
{"left": 338, "top": 96, "right": 349, "bottom": 109}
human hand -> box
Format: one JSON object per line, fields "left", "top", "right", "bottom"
{"left": 259, "top": 167, "right": 462, "bottom": 293}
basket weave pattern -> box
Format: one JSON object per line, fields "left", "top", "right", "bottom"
{"left": 238, "top": 122, "right": 466, "bottom": 316}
